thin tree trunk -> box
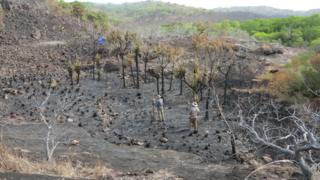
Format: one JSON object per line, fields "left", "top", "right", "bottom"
{"left": 130, "top": 64, "right": 136, "bottom": 86}
{"left": 168, "top": 63, "right": 175, "bottom": 91}
{"left": 156, "top": 77, "right": 159, "bottom": 95}
{"left": 92, "top": 63, "right": 95, "bottom": 80}
{"left": 161, "top": 67, "right": 165, "bottom": 96}
{"left": 179, "top": 78, "right": 183, "bottom": 95}
{"left": 144, "top": 61, "right": 148, "bottom": 82}
{"left": 223, "top": 73, "right": 229, "bottom": 105}
{"left": 76, "top": 73, "right": 80, "bottom": 84}
{"left": 135, "top": 51, "right": 140, "bottom": 89}
{"left": 121, "top": 55, "right": 126, "bottom": 88}
{"left": 92, "top": 42, "right": 96, "bottom": 80}
{"left": 205, "top": 87, "right": 210, "bottom": 120}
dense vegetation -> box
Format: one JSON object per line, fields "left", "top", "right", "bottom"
{"left": 268, "top": 48, "right": 320, "bottom": 101}
{"left": 241, "top": 14, "right": 320, "bottom": 46}
{"left": 162, "top": 14, "right": 320, "bottom": 47}
{"left": 55, "top": 1, "right": 320, "bottom": 48}
{"left": 161, "top": 21, "right": 248, "bottom": 38}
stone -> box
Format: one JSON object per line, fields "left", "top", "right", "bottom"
{"left": 262, "top": 154, "right": 273, "bottom": 163}
{"left": 145, "top": 169, "right": 154, "bottom": 174}
{"left": 160, "top": 137, "right": 168, "bottom": 143}
{"left": 70, "top": 139, "right": 80, "bottom": 146}
{"left": 67, "top": 118, "right": 74, "bottom": 123}
{"left": 31, "top": 28, "right": 41, "bottom": 40}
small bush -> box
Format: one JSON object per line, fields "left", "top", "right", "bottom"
{"left": 310, "top": 54, "right": 320, "bottom": 72}
{"left": 268, "top": 71, "right": 297, "bottom": 97}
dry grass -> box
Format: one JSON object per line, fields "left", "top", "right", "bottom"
{"left": 0, "top": 144, "right": 117, "bottom": 179}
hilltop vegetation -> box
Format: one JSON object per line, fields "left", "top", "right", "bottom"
{"left": 215, "top": 6, "right": 320, "bottom": 17}
{"left": 55, "top": 1, "right": 320, "bottom": 46}
{"left": 162, "top": 14, "right": 320, "bottom": 47}
{"left": 57, "top": 0, "right": 110, "bottom": 30}
{"left": 87, "top": 0, "right": 208, "bottom": 18}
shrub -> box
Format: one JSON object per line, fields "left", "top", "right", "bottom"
{"left": 268, "top": 70, "right": 297, "bottom": 97}
{"left": 300, "top": 67, "right": 320, "bottom": 97}
{"left": 310, "top": 54, "right": 320, "bottom": 72}
{"left": 311, "top": 38, "right": 320, "bottom": 52}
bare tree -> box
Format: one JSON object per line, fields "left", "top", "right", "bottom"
{"left": 238, "top": 97, "right": 320, "bottom": 180}
{"left": 213, "top": 87, "right": 237, "bottom": 158}
{"left": 36, "top": 90, "right": 82, "bottom": 162}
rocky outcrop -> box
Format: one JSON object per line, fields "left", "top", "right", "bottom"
{"left": 255, "top": 44, "right": 284, "bottom": 55}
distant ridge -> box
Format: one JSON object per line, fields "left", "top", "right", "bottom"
{"left": 82, "top": 1, "right": 320, "bottom": 32}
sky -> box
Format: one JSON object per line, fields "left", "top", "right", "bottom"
{"left": 64, "top": 0, "right": 320, "bottom": 11}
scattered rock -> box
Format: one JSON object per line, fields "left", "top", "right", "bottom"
{"left": 3, "top": 88, "right": 19, "bottom": 95}
{"left": 67, "top": 118, "right": 74, "bottom": 123}
{"left": 70, "top": 139, "right": 80, "bottom": 146}
{"left": 248, "top": 159, "right": 260, "bottom": 168}
{"left": 159, "top": 137, "right": 168, "bottom": 143}
{"left": 31, "top": 28, "right": 41, "bottom": 40}
{"left": 130, "top": 139, "right": 144, "bottom": 146}
{"left": 269, "top": 68, "right": 279, "bottom": 73}
{"left": 145, "top": 169, "right": 154, "bottom": 174}
{"left": 262, "top": 154, "right": 273, "bottom": 163}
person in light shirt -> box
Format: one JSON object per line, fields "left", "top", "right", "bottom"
{"left": 189, "top": 102, "right": 200, "bottom": 133}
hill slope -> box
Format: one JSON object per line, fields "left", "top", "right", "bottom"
{"left": 82, "top": 1, "right": 320, "bottom": 34}
{"left": 215, "top": 6, "right": 320, "bottom": 17}
{"left": 84, "top": 1, "right": 269, "bottom": 33}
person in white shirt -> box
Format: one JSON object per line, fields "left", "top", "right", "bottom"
{"left": 189, "top": 102, "right": 200, "bottom": 133}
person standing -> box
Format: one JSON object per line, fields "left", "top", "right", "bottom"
{"left": 189, "top": 102, "right": 200, "bottom": 133}
{"left": 155, "top": 95, "right": 165, "bottom": 122}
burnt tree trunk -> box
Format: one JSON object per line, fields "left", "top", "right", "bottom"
{"left": 144, "top": 61, "right": 148, "bottom": 82}
{"left": 200, "top": 88, "right": 203, "bottom": 101}
{"left": 135, "top": 49, "right": 140, "bottom": 89}
{"left": 76, "top": 73, "right": 80, "bottom": 84}
{"left": 130, "top": 63, "right": 136, "bottom": 86}
{"left": 179, "top": 78, "right": 183, "bottom": 95}
{"left": 1, "top": 0, "right": 10, "bottom": 11}
{"left": 168, "top": 63, "right": 175, "bottom": 91}
{"left": 161, "top": 66, "right": 165, "bottom": 96}
{"left": 223, "top": 67, "right": 232, "bottom": 105}
{"left": 156, "top": 77, "right": 160, "bottom": 95}
{"left": 121, "top": 55, "right": 126, "bottom": 88}
{"left": 205, "top": 87, "right": 210, "bottom": 120}
{"left": 92, "top": 43, "right": 96, "bottom": 80}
